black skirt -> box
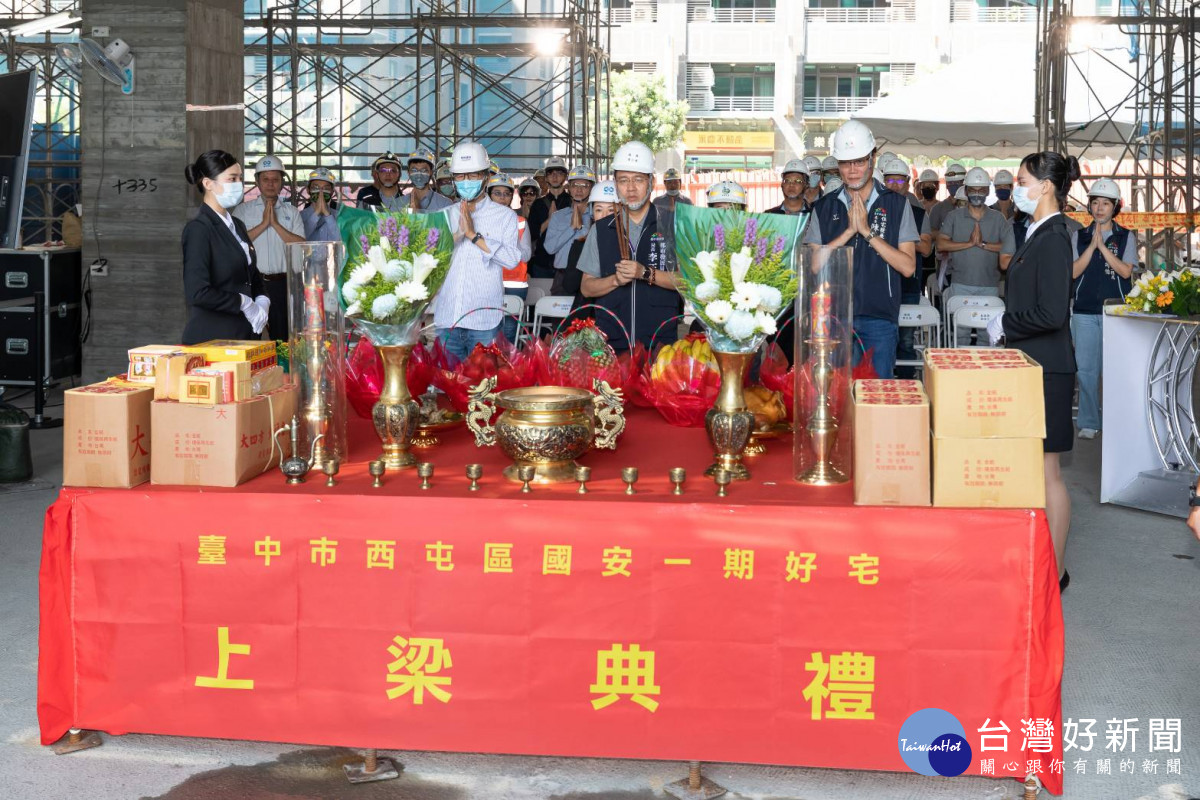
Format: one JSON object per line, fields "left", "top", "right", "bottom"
{"left": 1043, "top": 372, "right": 1075, "bottom": 453}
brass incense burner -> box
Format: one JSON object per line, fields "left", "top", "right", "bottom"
{"left": 466, "top": 377, "right": 625, "bottom": 484}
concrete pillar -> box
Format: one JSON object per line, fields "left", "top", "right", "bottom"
{"left": 80, "top": 0, "right": 243, "bottom": 382}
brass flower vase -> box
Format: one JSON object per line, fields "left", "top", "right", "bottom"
{"left": 704, "top": 350, "right": 756, "bottom": 481}
{"left": 373, "top": 344, "right": 420, "bottom": 470}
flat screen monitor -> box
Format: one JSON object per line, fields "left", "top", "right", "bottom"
{"left": 0, "top": 69, "right": 37, "bottom": 249}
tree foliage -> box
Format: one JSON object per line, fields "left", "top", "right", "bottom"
{"left": 608, "top": 72, "right": 689, "bottom": 156}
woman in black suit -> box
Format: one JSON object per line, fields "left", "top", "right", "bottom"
{"left": 988, "top": 151, "right": 1080, "bottom": 591}
{"left": 181, "top": 150, "right": 268, "bottom": 345}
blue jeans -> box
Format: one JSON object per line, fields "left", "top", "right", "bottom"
{"left": 853, "top": 315, "right": 899, "bottom": 379}
{"left": 896, "top": 291, "right": 921, "bottom": 378}
{"left": 436, "top": 325, "right": 500, "bottom": 363}
{"left": 1071, "top": 312, "right": 1102, "bottom": 430}
{"left": 502, "top": 287, "right": 527, "bottom": 344}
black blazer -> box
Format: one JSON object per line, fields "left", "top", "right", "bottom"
{"left": 1002, "top": 213, "right": 1077, "bottom": 374}
{"left": 181, "top": 204, "right": 262, "bottom": 345}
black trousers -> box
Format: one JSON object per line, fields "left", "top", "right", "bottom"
{"left": 263, "top": 276, "right": 290, "bottom": 342}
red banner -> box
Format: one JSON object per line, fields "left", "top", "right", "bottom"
{"left": 40, "top": 453, "right": 1064, "bottom": 793}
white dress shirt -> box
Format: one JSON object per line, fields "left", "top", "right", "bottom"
{"left": 217, "top": 209, "right": 251, "bottom": 264}
{"left": 232, "top": 196, "right": 306, "bottom": 275}
{"left": 432, "top": 197, "right": 521, "bottom": 331}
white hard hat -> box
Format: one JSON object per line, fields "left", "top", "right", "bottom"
{"left": 518, "top": 177, "right": 540, "bottom": 192}
{"left": 945, "top": 163, "right": 967, "bottom": 180}
{"left": 307, "top": 167, "right": 336, "bottom": 185}
{"left": 823, "top": 177, "right": 844, "bottom": 196}
{"left": 255, "top": 155, "right": 286, "bottom": 176}
{"left": 487, "top": 173, "right": 515, "bottom": 191}
{"left": 830, "top": 120, "right": 877, "bottom": 161}
{"left": 611, "top": 140, "right": 655, "bottom": 174}
{"left": 918, "top": 168, "right": 939, "bottom": 183}
{"left": 821, "top": 156, "right": 839, "bottom": 171}
{"left": 954, "top": 187, "right": 966, "bottom": 200}
{"left": 781, "top": 158, "right": 810, "bottom": 177}
{"left": 993, "top": 169, "right": 1014, "bottom": 185}
{"left": 589, "top": 180, "right": 618, "bottom": 204}
{"left": 964, "top": 167, "right": 991, "bottom": 188}
{"left": 544, "top": 156, "right": 568, "bottom": 172}
{"left": 881, "top": 156, "right": 910, "bottom": 177}
{"left": 1088, "top": 177, "right": 1121, "bottom": 201}
{"left": 408, "top": 147, "right": 437, "bottom": 167}
{"left": 567, "top": 164, "right": 597, "bottom": 183}
{"left": 803, "top": 156, "right": 823, "bottom": 174}
{"left": 706, "top": 180, "right": 747, "bottom": 206}
{"left": 450, "top": 141, "right": 490, "bottom": 174}
{"left": 879, "top": 151, "right": 897, "bottom": 163}
{"left": 663, "top": 167, "right": 682, "bottom": 181}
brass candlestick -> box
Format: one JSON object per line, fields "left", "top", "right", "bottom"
{"left": 799, "top": 336, "right": 848, "bottom": 485}
{"left": 302, "top": 280, "right": 332, "bottom": 472}
{"left": 417, "top": 462, "right": 434, "bottom": 490}
{"left": 622, "top": 467, "right": 639, "bottom": 495}
{"left": 466, "top": 464, "right": 482, "bottom": 491}
{"left": 669, "top": 467, "right": 686, "bottom": 495}
{"left": 323, "top": 459, "right": 339, "bottom": 487}
{"left": 714, "top": 467, "right": 732, "bottom": 498}
{"left": 518, "top": 465, "right": 536, "bottom": 493}
{"left": 369, "top": 460, "right": 385, "bottom": 488}
{"left": 575, "top": 465, "right": 591, "bottom": 494}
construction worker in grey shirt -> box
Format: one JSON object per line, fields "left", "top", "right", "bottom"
{"left": 401, "top": 147, "right": 452, "bottom": 212}
{"left": 653, "top": 167, "right": 693, "bottom": 213}
{"left": 927, "top": 162, "right": 967, "bottom": 235}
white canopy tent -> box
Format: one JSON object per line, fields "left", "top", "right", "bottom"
{"left": 851, "top": 53, "right": 1137, "bottom": 160}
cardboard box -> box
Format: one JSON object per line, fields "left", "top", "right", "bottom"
{"left": 127, "top": 345, "right": 183, "bottom": 385}
{"left": 183, "top": 339, "right": 277, "bottom": 372}
{"left": 154, "top": 352, "right": 206, "bottom": 400}
{"left": 924, "top": 348, "right": 1045, "bottom": 439}
{"left": 151, "top": 386, "right": 297, "bottom": 487}
{"left": 853, "top": 380, "right": 931, "bottom": 507}
{"left": 204, "top": 361, "right": 253, "bottom": 401}
{"left": 932, "top": 437, "right": 1046, "bottom": 508}
{"left": 63, "top": 381, "right": 154, "bottom": 487}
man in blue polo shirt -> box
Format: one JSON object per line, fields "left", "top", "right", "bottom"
{"left": 804, "top": 120, "right": 919, "bottom": 378}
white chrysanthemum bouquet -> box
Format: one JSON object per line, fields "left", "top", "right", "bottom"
{"left": 675, "top": 207, "right": 803, "bottom": 352}
{"left": 338, "top": 210, "right": 454, "bottom": 344}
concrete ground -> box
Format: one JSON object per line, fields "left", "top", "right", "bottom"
{"left": 0, "top": 388, "right": 1197, "bottom": 800}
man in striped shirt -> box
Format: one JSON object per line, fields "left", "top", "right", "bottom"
{"left": 432, "top": 142, "right": 521, "bottom": 361}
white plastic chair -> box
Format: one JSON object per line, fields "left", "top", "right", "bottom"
{"left": 503, "top": 294, "right": 526, "bottom": 346}
{"left": 897, "top": 304, "right": 941, "bottom": 375}
{"left": 943, "top": 294, "right": 1004, "bottom": 346}
{"left": 531, "top": 295, "right": 576, "bottom": 340}
{"left": 951, "top": 306, "right": 1004, "bottom": 348}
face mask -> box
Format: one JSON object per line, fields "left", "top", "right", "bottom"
{"left": 1012, "top": 184, "right": 1040, "bottom": 214}
{"left": 921, "top": 186, "right": 937, "bottom": 200}
{"left": 212, "top": 181, "right": 244, "bottom": 209}
{"left": 455, "top": 179, "right": 484, "bottom": 200}
{"left": 409, "top": 171, "right": 431, "bottom": 190}
{"left": 626, "top": 195, "right": 649, "bottom": 212}
{"left": 438, "top": 183, "right": 457, "bottom": 198}
{"left": 666, "top": 189, "right": 680, "bottom": 197}
{"left": 995, "top": 188, "right": 1012, "bottom": 201}
{"left": 967, "top": 193, "right": 987, "bottom": 208}
{"left": 946, "top": 181, "right": 963, "bottom": 196}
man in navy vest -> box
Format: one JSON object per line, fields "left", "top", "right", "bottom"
{"left": 576, "top": 140, "right": 681, "bottom": 352}
{"left": 803, "top": 121, "right": 919, "bottom": 378}
{"left": 1070, "top": 177, "right": 1137, "bottom": 439}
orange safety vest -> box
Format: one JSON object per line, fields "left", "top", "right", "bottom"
{"left": 503, "top": 216, "right": 529, "bottom": 287}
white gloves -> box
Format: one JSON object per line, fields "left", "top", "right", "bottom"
{"left": 986, "top": 312, "right": 1006, "bottom": 345}
{"left": 239, "top": 293, "right": 269, "bottom": 335}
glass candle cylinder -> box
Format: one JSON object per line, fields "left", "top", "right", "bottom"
{"left": 793, "top": 246, "right": 854, "bottom": 485}
{"left": 287, "top": 241, "right": 348, "bottom": 469}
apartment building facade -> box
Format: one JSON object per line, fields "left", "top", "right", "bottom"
{"left": 608, "top": 0, "right": 1047, "bottom": 169}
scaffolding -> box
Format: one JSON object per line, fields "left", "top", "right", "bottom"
{"left": 243, "top": 0, "right": 611, "bottom": 191}
{"left": 1036, "top": 0, "right": 1200, "bottom": 265}
{"left": 0, "top": 0, "right": 81, "bottom": 244}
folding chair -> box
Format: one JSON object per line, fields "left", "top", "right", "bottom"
{"left": 943, "top": 294, "right": 1004, "bottom": 346}
{"left": 531, "top": 295, "right": 576, "bottom": 341}
{"left": 951, "top": 306, "right": 1004, "bottom": 349}
{"left": 897, "top": 304, "right": 941, "bottom": 376}
{"left": 502, "top": 293, "right": 526, "bottom": 346}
